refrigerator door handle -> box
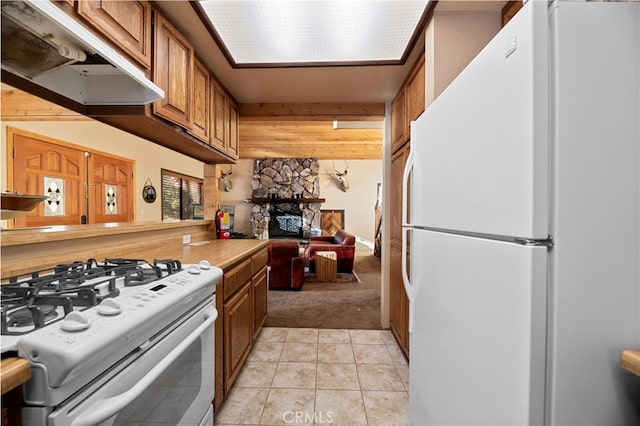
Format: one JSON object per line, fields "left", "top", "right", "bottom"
{"left": 401, "top": 149, "right": 415, "bottom": 227}
{"left": 401, "top": 226, "right": 416, "bottom": 334}
{"left": 401, "top": 147, "right": 416, "bottom": 333}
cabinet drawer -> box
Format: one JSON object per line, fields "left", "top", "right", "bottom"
{"left": 224, "top": 258, "right": 252, "bottom": 300}
{"left": 252, "top": 248, "right": 268, "bottom": 274}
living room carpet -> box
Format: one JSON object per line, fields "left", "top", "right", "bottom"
{"left": 265, "top": 246, "right": 381, "bottom": 329}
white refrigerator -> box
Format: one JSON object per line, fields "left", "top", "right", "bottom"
{"left": 401, "top": 1, "right": 640, "bottom": 425}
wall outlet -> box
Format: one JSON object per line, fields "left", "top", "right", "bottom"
{"left": 182, "top": 234, "right": 191, "bottom": 244}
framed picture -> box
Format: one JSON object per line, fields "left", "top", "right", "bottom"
{"left": 142, "top": 184, "right": 156, "bottom": 203}
{"left": 192, "top": 204, "right": 204, "bottom": 220}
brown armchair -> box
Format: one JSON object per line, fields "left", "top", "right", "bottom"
{"left": 267, "top": 241, "right": 305, "bottom": 290}
{"left": 305, "top": 229, "right": 356, "bottom": 273}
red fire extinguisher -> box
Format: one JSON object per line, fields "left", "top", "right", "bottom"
{"left": 215, "top": 209, "right": 231, "bottom": 239}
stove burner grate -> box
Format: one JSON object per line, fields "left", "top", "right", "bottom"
{"left": 5, "top": 304, "right": 58, "bottom": 328}
{"left": 1, "top": 257, "right": 183, "bottom": 335}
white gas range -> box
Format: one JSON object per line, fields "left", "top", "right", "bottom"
{"left": 1, "top": 258, "right": 222, "bottom": 426}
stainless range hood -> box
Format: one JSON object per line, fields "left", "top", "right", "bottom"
{"left": 1, "top": 0, "right": 164, "bottom": 105}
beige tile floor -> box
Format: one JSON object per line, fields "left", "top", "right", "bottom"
{"left": 215, "top": 327, "right": 409, "bottom": 426}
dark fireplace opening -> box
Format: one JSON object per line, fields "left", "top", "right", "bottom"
{"left": 269, "top": 205, "right": 303, "bottom": 239}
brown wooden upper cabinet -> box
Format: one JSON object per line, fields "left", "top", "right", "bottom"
{"left": 190, "top": 56, "right": 211, "bottom": 142}
{"left": 391, "top": 53, "right": 425, "bottom": 153}
{"left": 405, "top": 54, "right": 426, "bottom": 138}
{"left": 502, "top": 1, "right": 524, "bottom": 27}
{"left": 391, "top": 90, "right": 406, "bottom": 154}
{"left": 227, "top": 98, "right": 239, "bottom": 159}
{"left": 55, "top": 2, "right": 238, "bottom": 163}
{"left": 153, "top": 12, "right": 194, "bottom": 129}
{"left": 209, "top": 82, "right": 238, "bottom": 160}
{"left": 78, "top": 0, "right": 152, "bottom": 70}
{"left": 211, "top": 82, "right": 227, "bottom": 152}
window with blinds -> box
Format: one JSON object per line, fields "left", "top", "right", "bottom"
{"left": 161, "top": 169, "right": 203, "bottom": 220}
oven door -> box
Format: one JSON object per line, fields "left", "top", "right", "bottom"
{"left": 44, "top": 300, "right": 216, "bottom": 426}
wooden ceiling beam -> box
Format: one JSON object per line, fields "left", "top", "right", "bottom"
{"left": 239, "top": 120, "right": 382, "bottom": 160}
{"left": 238, "top": 102, "right": 385, "bottom": 119}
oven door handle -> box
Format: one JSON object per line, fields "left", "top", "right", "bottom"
{"left": 70, "top": 307, "right": 217, "bottom": 426}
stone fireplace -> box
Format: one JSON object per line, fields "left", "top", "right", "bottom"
{"left": 269, "top": 204, "right": 303, "bottom": 238}
{"left": 250, "top": 158, "right": 322, "bottom": 239}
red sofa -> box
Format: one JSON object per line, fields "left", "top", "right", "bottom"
{"left": 268, "top": 241, "right": 305, "bottom": 290}
{"left": 305, "top": 229, "right": 356, "bottom": 273}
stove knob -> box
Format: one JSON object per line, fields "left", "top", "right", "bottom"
{"left": 98, "top": 298, "right": 122, "bottom": 316}
{"left": 199, "top": 260, "right": 211, "bottom": 270}
{"left": 187, "top": 265, "right": 201, "bottom": 275}
{"left": 61, "top": 311, "right": 90, "bottom": 332}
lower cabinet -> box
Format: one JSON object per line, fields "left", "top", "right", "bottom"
{"left": 252, "top": 266, "right": 268, "bottom": 337}
{"left": 223, "top": 281, "right": 253, "bottom": 393}
{"left": 215, "top": 246, "right": 268, "bottom": 410}
{"left": 389, "top": 243, "right": 409, "bottom": 358}
{"left": 252, "top": 247, "right": 268, "bottom": 336}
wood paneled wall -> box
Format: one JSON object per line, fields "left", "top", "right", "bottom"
{"left": 239, "top": 120, "right": 382, "bottom": 159}
{"left": 1, "top": 84, "right": 87, "bottom": 121}
{"left": 238, "top": 103, "right": 384, "bottom": 160}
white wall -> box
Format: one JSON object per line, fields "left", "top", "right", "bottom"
{"left": 317, "top": 160, "right": 381, "bottom": 243}
{"left": 219, "top": 159, "right": 382, "bottom": 243}
{"left": 1, "top": 121, "right": 204, "bottom": 222}
{"left": 216, "top": 159, "right": 254, "bottom": 236}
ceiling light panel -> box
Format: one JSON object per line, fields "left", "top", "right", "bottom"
{"left": 199, "top": 0, "right": 428, "bottom": 65}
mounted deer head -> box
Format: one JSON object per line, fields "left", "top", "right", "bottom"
{"left": 219, "top": 166, "right": 233, "bottom": 192}
{"left": 332, "top": 161, "right": 350, "bottom": 192}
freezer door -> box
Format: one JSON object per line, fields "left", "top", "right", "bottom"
{"left": 409, "top": 0, "right": 548, "bottom": 240}
{"left": 409, "top": 230, "right": 547, "bottom": 426}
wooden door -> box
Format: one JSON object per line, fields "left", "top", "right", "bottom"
{"left": 8, "top": 128, "right": 134, "bottom": 228}
{"left": 321, "top": 210, "right": 344, "bottom": 235}
{"left": 90, "top": 152, "right": 134, "bottom": 224}
{"left": 11, "top": 133, "right": 86, "bottom": 227}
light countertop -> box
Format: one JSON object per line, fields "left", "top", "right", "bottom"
{"left": 621, "top": 349, "right": 640, "bottom": 376}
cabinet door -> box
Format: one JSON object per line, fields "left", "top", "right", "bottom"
{"left": 211, "top": 83, "right": 227, "bottom": 151}
{"left": 406, "top": 55, "right": 425, "bottom": 129}
{"left": 389, "top": 243, "right": 409, "bottom": 357}
{"left": 390, "top": 144, "right": 409, "bottom": 243}
{"left": 227, "top": 99, "right": 239, "bottom": 159}
{"left": 389, "top": 143, "right": 410, "bottom": 357}
{"left": 391, "top": 90, "right": 406, "bottom": 154}
{"left": 190, "top": 57, "right": 210, "bottom": 142}
{"left": 78, "top": 0, "right": 152, "bottom": 69}
{"left": 223, "top": 282, "right": 253, "bottom": 393}
{"left": 153, "top": 13, "right": 193, "bottom": 128}
{"left": 252, "top": 266, "right": 268, "bottom": 336}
